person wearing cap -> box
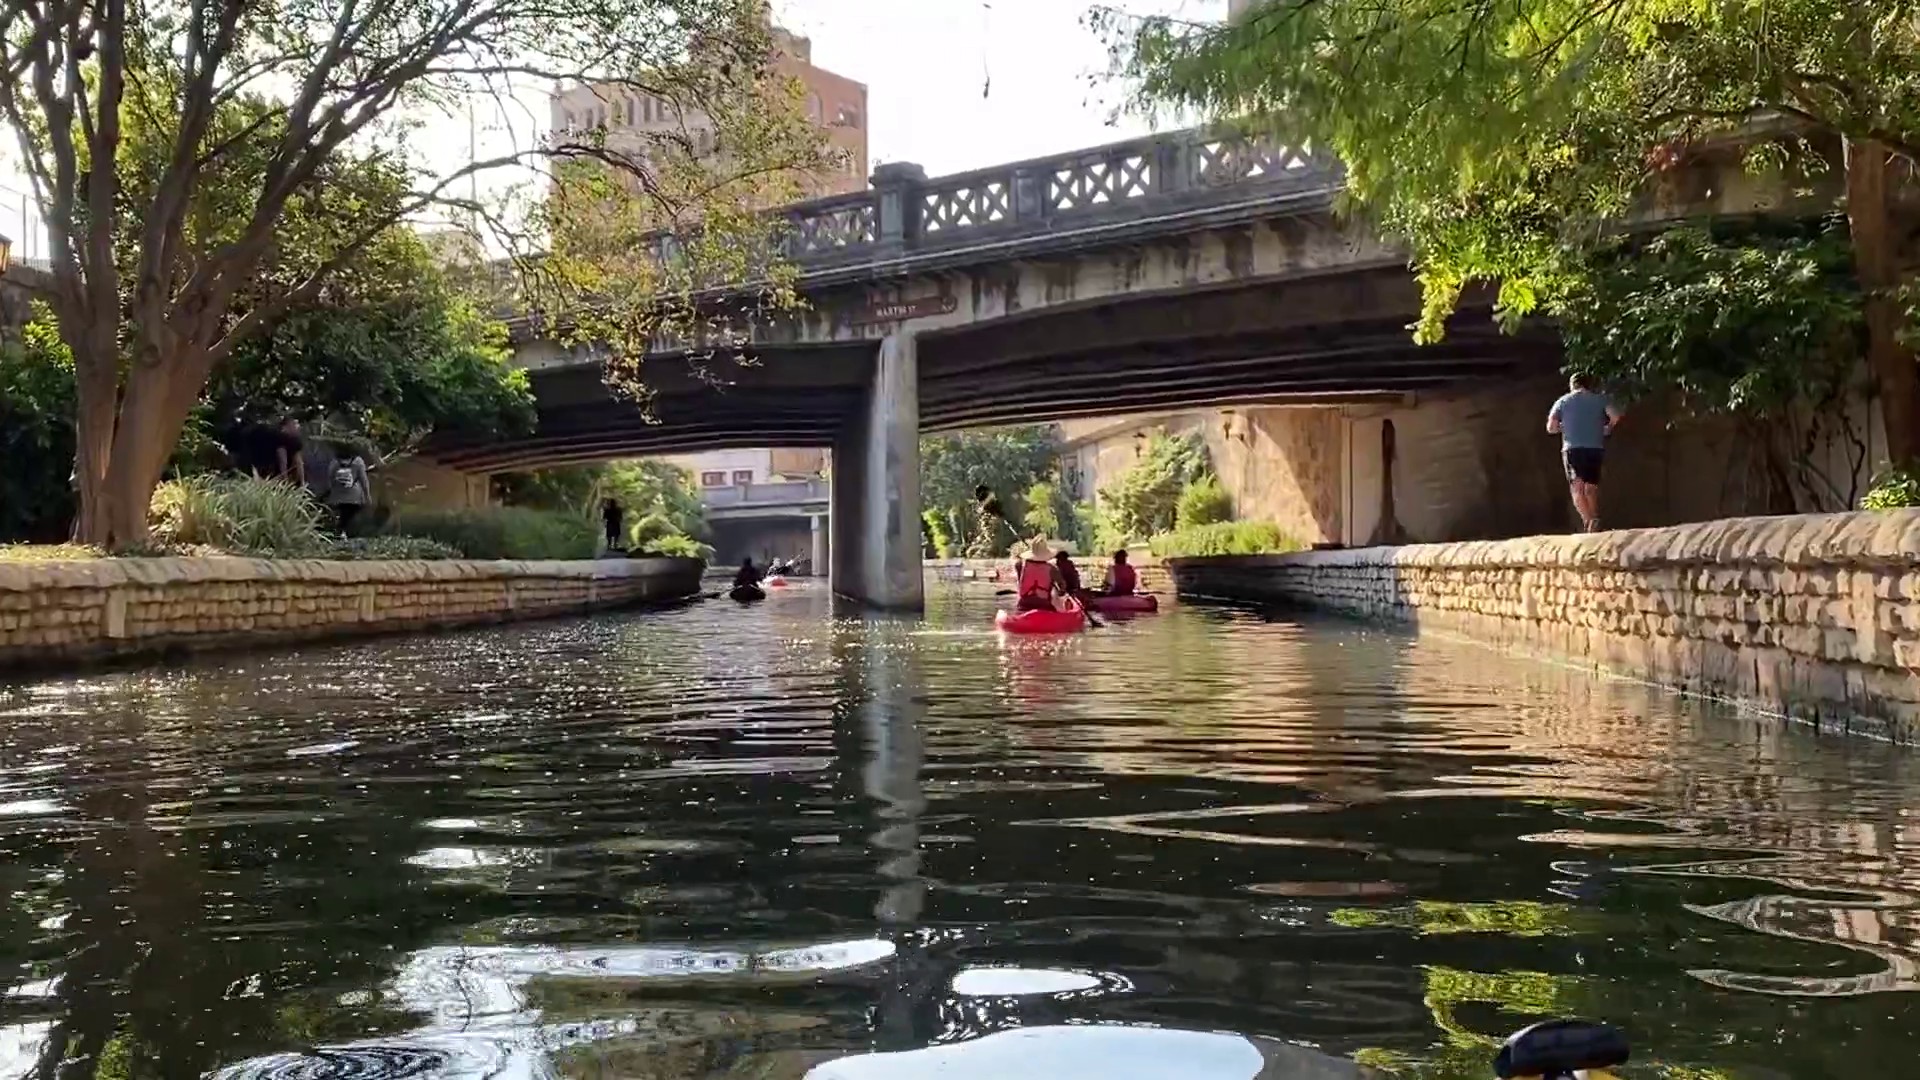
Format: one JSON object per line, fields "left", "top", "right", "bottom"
{"left": 1015, "top": 537, "right": 1071, "bottom": 612}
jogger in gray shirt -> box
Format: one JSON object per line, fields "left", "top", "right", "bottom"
{"left": 1547, "top": 374, "right": 1622, "bottom": 532}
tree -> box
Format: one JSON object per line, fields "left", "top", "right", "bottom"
{"left": 1100, "top": 0, "right": 1920, "bottom": 462}
{"left": 203, "top": 228, "right": 535, "bottom": 458}
{"left": 0, "top": 0, "right": 826, "bottom": 547}
{"left": 0, "top": 310, "right": 77, "bottom": 541}
{"left": 494, "top": 458, "right": 710, "bottom": 540}
{"left": 919, "top": 426, "right": 1061, "bottom": 556}
{"left": 1098, "top": 431, "right": 1209, "bottom": 542}
{"left": 1561, "top": 220, "right": 1869, "bottom": 510}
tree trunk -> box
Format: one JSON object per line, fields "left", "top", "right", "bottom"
{"left": 1845, "top": 136, "right": 1920, "bottom": 467}
{"left": 73, "top": 342, "right": 208, "bottom": 551}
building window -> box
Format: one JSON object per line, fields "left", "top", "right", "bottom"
{"left": 732, "top": 470, "right": 753, "bottom": 485}
{"left": 834, "top": 105, "right": 861, "bottom": 128}
{"left": 807, "top": 93, "right": 822, "bottom": 121}
{"left": 701, "top": 471, "right": 726, "bottom": 487}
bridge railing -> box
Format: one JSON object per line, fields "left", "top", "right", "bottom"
{"left": 773, "top": 128, "right": 1339, "bottom": 269}
{"left": 701, "top": 478, "right": 831, "bottom": 508}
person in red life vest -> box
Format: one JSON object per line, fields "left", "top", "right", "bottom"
{"left": 1015, "top": 537, "right": 1070, "bottom": 612}
{"left": 1101, "top": 549, "right": 1138, "bottom": 596}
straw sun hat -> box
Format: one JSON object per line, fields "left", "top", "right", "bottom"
{"left": 1020, "top": 536, "right": 1056, "bottom": 562}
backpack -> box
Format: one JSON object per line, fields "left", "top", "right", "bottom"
{"left": 331, "top": 461, "right": 358, "bottom": 492}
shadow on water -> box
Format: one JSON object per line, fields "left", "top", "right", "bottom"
{"left": 0, "top": 578, "right": 1918, "bottom": 1077}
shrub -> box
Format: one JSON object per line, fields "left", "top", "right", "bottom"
{"left": 150, "top": 474, "right": 328, "bottom": 556}
{"left": 631, "top": 533, "right": 714, "bottom": 560}
{"left": 1148, "top": 521, "right": 1301, "bottom": 559}
{"left": 1084, "top": 502, "right": 1129, "bottom": 555}
{"left": 1100, "top": 431, "right": 1210, "bottom": 541}
{"left": 383, "top": 505, "right": 597, "bottom": 560}
{"left": 1862, "top": 464, "right": 1920, "bottom": 510}
{"left": 922, "top": 509, "right": 955, "bottom": 558}
{"left": 328, "top": 535, "right": 463, "bottom": 561}
{"left": 1176, "top": 474, "right": 1233, "bottom": 527}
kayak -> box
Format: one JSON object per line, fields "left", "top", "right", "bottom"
{"left": 765, "top": 576, "right": 790, "bottom": 588}
{"left": 730, "top": 584, "right": 766, "bottom": 603}
{"left": 995, "top": 598, "right": 1088, "bottom": 635}
{"left": 1085, "top": 593, "right": 1158, "bottom": 614}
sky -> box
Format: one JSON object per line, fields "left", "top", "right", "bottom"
{"left": 0, "top": 0, "right": 1224, "bottom": 258}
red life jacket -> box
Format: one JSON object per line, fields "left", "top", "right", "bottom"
{"left": 1018, "top": 559, "right": 1054, "bottom": 600}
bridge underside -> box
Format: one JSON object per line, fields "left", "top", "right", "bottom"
{"left": 425, "top": 344, "right": 873, "bottom": 473}
{"left": 429, "top": 269, "right": 1553, "bottom": 473}
{"left": 917, "top": 269, "right": 1553, "bottom": 430}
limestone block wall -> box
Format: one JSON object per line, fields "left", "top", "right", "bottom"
{"left": 1168, "top": 511, "right": 1920, "bottom": 741}
{"left": 0, "top": 556, "right": 703, "bottom": 671}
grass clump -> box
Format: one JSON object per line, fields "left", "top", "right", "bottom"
{"left": 1148, "top": 521, "right": 1301, "bottom": 559}
{"left": 0, "top": 543, "right": 106, "bottom": 562}
{"left": 328, "top": 535, "right": 463, "bottom": 561}
{"left": 150, "top": 474, "right": 327, "bottom": 556}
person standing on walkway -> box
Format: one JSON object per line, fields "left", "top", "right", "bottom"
{"left": 324, "top": 444, "right": 372, "bottom": 535}
{"left": 602, "top": 499, "right": 624, "bottom": 553}
{"left": 968, "top": 485, "right": 1011, "bottom": 558}
{"left": 1547, "top": 373, "right": 1622, "bottom": 533}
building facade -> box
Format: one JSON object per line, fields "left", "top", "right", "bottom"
{"left": 666, "top": 448, "right": 830, "bottom": 572}
{"left": 548, "top": 26, "right": 868, "bottom": 201}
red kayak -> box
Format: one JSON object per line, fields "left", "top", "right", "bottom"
{"left": 765, "top": 576, "right": 789, "bottom": 588}
{"left": 995, "top": 598, "right": 1088, "bottom": 635}
{"left": 1084, "top": 593, "right": 1158, "bottom": 614}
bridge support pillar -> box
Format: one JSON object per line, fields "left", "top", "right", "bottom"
{"left": 831, "top": 331, "right": 923, "bottom": 611}
{"left": 809, "top": 514, "right": 827, "bottom": 577}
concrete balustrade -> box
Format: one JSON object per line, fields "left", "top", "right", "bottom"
{"left": 0, "top": 556, "right": 704, "bottom": 671}
{"left": 1168, "top": 511, "right": 1920, "bottom": 741}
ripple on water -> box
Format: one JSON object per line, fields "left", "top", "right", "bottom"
{"left": 2, "top": 599, "right": 1920, "bottom": 1080}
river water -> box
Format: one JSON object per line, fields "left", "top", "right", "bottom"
{"left": 1, "top": 582, "right": 1918, "bottom": 1079}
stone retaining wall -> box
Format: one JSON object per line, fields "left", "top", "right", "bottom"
{"left": 1168, "top": 512, "right": 1920, "bottom": 741}
{"left": 0, "top": 556, "right": 704, "bottom": 671}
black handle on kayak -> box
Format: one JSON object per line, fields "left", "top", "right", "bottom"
{"left": 1494, "top": 1020, "right": 1629, "bottom": 1079}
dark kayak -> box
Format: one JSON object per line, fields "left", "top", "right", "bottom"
{"left": 730, "top": 584, "right": 766, "bottom": 603}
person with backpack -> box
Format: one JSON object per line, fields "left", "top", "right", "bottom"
{"left": 324, "top": 444, "right": 372, "bottom": 535}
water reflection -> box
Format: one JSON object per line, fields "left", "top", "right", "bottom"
{"left": 0, "top": 588, "right": 1918, "bottom": 1077}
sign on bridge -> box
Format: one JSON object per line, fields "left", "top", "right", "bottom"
{"left": 850, "top": 295, "right": 957, "bottom": 326}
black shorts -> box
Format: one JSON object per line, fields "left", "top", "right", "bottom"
{"left": 1564, "top": 447, "right": 1604, "bottom": 485}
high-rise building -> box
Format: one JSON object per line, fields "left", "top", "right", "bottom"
{"left": 548, "top": 24, "right": 868, "bottom": 201}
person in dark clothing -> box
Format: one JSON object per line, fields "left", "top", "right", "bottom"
{"left": 239, "top": 419, "right": 306, "bottom": 486}
{"left": 602, "top": 499, "right": 624, "bottom": 552}
{"left": 733, "top": 558, "right": 762, "bottom": 588}
{"left": 1053, "top": 550, "right": 1083, "bottom": 594}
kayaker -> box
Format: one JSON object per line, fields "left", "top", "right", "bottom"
{"left": 1015, "top": 537, "right": 1070, "bottom": 612}
{"left": 1101, "top": 549, "right": 1138, "bottom": 596}
{"left": 733, "top": 558, "right": 762, "bottom": 588}
{"left": 1053, "top": 550, "right": 1083, "bottom": 595}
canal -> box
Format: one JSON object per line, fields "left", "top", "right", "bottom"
{"left": 1, "top": 583, "right": 1917, "bottom": 1078}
